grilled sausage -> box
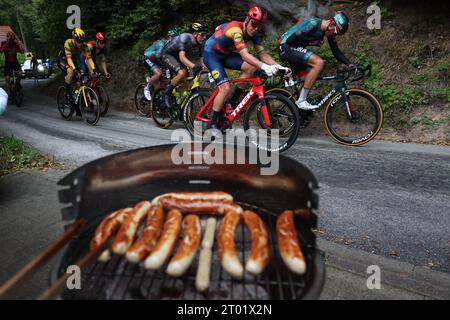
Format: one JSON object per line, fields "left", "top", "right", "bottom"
{"left": 145, "top": 209, "right": 183, "bottom": 270}
{"left": 152, "top": 192, "right": 234, "bottom": 205}
{"left": 90, "top": 208, "right": 133, "bottom": 252}
{"left": 111, "top": 201, "right": 152, "bottom": 255}
{"left": 201, "top": 218, "right": 217, "bottom": 250}
{"left": 276, "top": 210, "right": 306, "bottom": 275}
{"left": 196, "top": 248, "right": 213, "bottom": 292}
{"left": 242, "top": 211, "right": 269, "bottom": 275}
{"left": 166, "top": 215, "right": 202, "bottom": 277}
{"left": 155, "top": 198, "right": 243, "bottom": 215}
{"left": 218, "top": 210, "right": 244, "bottom": 279}
{"left": 126, "top": 206, "right": 164, "bottom": 263}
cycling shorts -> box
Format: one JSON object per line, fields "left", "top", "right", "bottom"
{"left": 161, "top": 53, "right": 186, "bottom": 74}
{"left": 279, "top": 43, "right": 313, "bottom": 74}
{"left": 203, "top": 49, "right": 244, "bottom": 86}
{"left": 142, "top": 55, "right": 161, "bottom": 73}
{"left": 4, "top": 61, "right": 21, "bottom": 77}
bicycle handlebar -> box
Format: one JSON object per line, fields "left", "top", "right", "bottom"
{"left": 342, "top": 64, "right": 372, "bottom": 82}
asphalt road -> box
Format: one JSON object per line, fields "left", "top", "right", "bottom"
{"left": 1, "top": 79, "right": 449, "bottom": 273}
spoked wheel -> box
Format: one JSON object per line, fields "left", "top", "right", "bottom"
{"left": 56, "top": 86, "right": 74, "bottom": 120}
{"left": 134, "top": 83, "right": 152, "bottom": 117}
{"left": 324, "top": 88, "right": 383, "bottom": 146}
{"left": 183, "top": 89, "right": 212, "bottom": 137}
{"left": 150, "top": 88, "right": 176, "bottom": 129}
{"left": 244, "top": 92, "right": 300, "bottom": 153}
{"left": 96, "top": 85, "right": 110, "bottom": 116}
{"left": 79, "top": 87, "right": 100, "bottom": 126}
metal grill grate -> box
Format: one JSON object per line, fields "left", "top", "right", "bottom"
{"left": 54, "top": 203, "right": 319, "bottom": 300}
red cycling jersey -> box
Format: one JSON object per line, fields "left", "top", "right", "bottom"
{"left": 0, "top": 41, "right": 25, "bottom": 62}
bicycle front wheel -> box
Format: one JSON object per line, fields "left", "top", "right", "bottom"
{"left": 56, "top": 86, "right": 73, "bottom": 120}
{"left": 79, "top": 87, "right": 100, "bottom": 126}
{"left": 183, "top": 89, "right": 212, "bottom": 137}
{"left": 150, "top": 88, "right": 175, "bottom": 129}
{"left": 134, "top": 83, "right": 152, "bottom": 117}
{"left": 325, "top": 88, "right": 383, "bottom": 146}
{"left": 243, "top": 91, "right": 300, "bottom": 153}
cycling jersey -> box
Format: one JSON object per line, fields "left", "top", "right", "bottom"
{"left": 144, "top": 39, "right": 168, "bottom": 61}
{"left": 161, "top": 33, "right": 202, "bottom": 74}
{"left": 0, "top": 40, "right": 25, "bottom": 62}
{"left": 278, "top": 17, "right": 351, "bottom": 70}
{"left": 203, "top": 21, "right": 266, "bottom": 85}
{"left": 204, "top": 21, "right": 264, "bottom": 55}
{"left": 87, "top": 41, "right": 108, "bottom": 66}
{"left": 58, "top": 39, "right": 94, "bottom": 70}
{"left": 162, "top": 33, "right": 196, "bottom": 56}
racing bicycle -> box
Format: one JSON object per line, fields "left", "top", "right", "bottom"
{"left": 183, "top": 70, "right": 300, "bottom": 153}
{"left": 91, "top": 73, "right": 110, "bottom": 117}
{"left": 268, "top": 65, "right": 383, "bottom": 146}
{"left": 9, "top": 70, "right": 23, "bottom": 107}
{"left": 56, "top": 73, "right": 101, "bottom": 126}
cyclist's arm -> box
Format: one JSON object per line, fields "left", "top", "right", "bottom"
{"left": 257, "top": 48, "right": 277, "bottom": 65}
{"left": 240, "top": 48, "right": 264, "bottom": 68}
{"left": 84, "top": 45, "right": 96, "bottom": 73}
{"left": 0, "top": 41, "right": 7, "bottom": 52}
{"left": 179, "top": 51, "right": 195, "bottom": 69}
{"left": 327, "top": 36, "right": 351, "bottom": 66}
{"left": 16, "top": 42, "right": 25, "bottom": 54}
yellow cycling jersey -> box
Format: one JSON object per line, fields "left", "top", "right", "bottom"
{"left": 61, "top": 39, "right": 95, "bottom": 71}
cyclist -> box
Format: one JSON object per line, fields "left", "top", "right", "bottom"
{"left": 278, "top": 11, "right": 355, "bottom": 110}
{"left": 57, "top": 28, "right": 96, "bottom": 108}
{"left": 0, "top": 31, "right": 25, "bottom": 97}
{"left": 142, "top": 28, "right": 180, "bottom": 100}
{"left": 203, "top": 6, "right": 284, "bottom": 130}
{"left": 80, "top": 32, "right": 110, "bottom": 80}
{"left": 160, "top": 23, "right": 208, "bottom": 108}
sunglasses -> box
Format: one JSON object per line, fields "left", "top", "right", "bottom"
{"left": 328, "top": 22, "right": 340, "bottom": 35}
{"left": 248, "top": 19, "right": 264, "bottom": 31}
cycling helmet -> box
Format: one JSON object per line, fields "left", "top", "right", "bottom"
{"left": 191, "top": 23, "right": 208, "bottom": 33}
{"left": 72, "top": 27, "right": 86, "bottom": 42}
{"left": 333, "top": 11, "right": 349, "bottom": 35}
{"left": 248, "top": 6, "right": 268, "bottom": 23}
{"left": 167, "top": 28, "right": 181, "bottom": 37}
{"left": 95, "top": 32, "right": 107, "bottom": 41}
{"left": 6, "top": 31, "right": 16, "bottom": 40}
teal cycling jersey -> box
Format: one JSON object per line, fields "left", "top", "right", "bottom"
{"left": 279, "top": 18, "right": 325, "bottom": 47}
{"left": 144, "top": 38, "right": 168, "bottom": 60}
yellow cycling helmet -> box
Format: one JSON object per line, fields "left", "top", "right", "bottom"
{"left": 191, "top": 22, "right": 208, "bottom": 33}
{"left": 72, "top": 27, "right": 86, "bottom": 42}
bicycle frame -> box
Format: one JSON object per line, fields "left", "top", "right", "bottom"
{"left": 174, "top": 74, "right": 202, "bottom": 110}
{"left": 195, "top": 76, "right": 271, "bottom": 126}
{"left": 290, "top": 70, "right": 357, "bottom": 118}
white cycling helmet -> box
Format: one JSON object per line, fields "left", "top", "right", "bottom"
{"left": 0, "top": 88, "right": 8, "bottom": 115}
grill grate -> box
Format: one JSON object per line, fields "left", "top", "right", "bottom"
{"left": 54, "top": 203, "right": 318, "bottom": 300}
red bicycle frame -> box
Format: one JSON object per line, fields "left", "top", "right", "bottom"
{"left": 195, "top": 76, "right": 272, "bottom": 126}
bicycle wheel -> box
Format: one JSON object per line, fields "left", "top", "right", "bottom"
{"left": 151, "top": 87, "right": 176, "bottom": 129}
{"left": 243, "top": 91, "right": 300, "bottom": 153}
{"left": 134, "top": 83, "right": 152, "bottom": 117}
{"left": 79, "top": 87, "right": 100, "bottom": 126}
{"left": 324, "top": 88, "right": 383, "bottom": 146}
{"left": 183, "top": 89, "right": 212, "bottom": 137}
{"left": 97, "top": 85, "right": 110, "bottom": 116}
{"left": 56, "top": 86, "right": 74, "bottom": 120}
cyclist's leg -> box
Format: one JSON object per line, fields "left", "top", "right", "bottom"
{"left": 203, "top": 49, "right": 231, "bottom": 126}
{"left": 79, "top": 53, "right": 89, "bottom": 77}
{"left": 279, "top": 43, "right": 320, "bottom": 108}
{"left": 13, "top": 62, "right": 21, "bottom": 87}
{"left": 4, "top": 62, "right": 13, "bottom": 96}
{"left": 225, "top": 53, "right": 254, "bottom": 107}
{"left": 161, "top": 53, "right": 187, "bottom": 96}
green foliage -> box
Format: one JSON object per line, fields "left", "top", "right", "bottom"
{"left": 357, "top": 51, "right": 429, "bottom": 125}
{"left": 0, "top": 135, "right": 53, "bottom": 175}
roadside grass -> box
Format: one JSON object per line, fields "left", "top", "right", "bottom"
{"left": 0, "top": 135, "right": 61, "bottom": 176}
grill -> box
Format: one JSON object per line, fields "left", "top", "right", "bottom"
{"left": 0, "top": 143, "right": 325, "bottom": 300}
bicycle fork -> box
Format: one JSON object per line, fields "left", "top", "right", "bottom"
{"left": 338, "top": 86, "right": 354, "bottom": 120}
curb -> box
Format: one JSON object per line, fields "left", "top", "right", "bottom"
{"left": 318, "top": 238, "right": 450, "bottom": 300}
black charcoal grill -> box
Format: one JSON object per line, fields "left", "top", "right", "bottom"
{"left": 50, "top": 143, "right": 325, "bottom": 300}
